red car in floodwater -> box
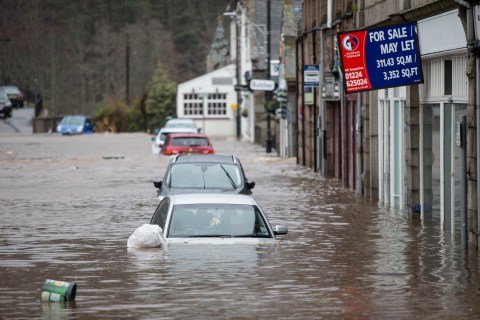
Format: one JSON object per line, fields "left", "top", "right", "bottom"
{"left": 160, "top": 133, "right": 214, "bottom": 156}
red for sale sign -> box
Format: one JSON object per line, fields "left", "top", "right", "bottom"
{"left": 338, "top": 31, "right": 371, "bottom": 92}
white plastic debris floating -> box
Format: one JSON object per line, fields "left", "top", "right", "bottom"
{"left": 127, "top": 224, "right": 164, "bottom": 248}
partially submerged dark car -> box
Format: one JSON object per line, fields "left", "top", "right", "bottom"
{"left": 153, "top": 154, "right": 255, "bottom": 200}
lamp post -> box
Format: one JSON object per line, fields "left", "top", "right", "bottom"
{"left": 265, "top": 0, "right": 273, "bottom": 153}
{"left": 34, "top": 78, "right": 39, "bottom": 107}
{"left": 198, "top": 90, "right": 207, "bottom": 134}
{"left": 224, "top": 8, "right": 241, "bottom": 139}
{"left": 125, "top": 33, "right": 130, "bottom": 105}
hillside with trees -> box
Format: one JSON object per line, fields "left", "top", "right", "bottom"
{"left": 0, "top": 0, "right": 231, "bottom": 131}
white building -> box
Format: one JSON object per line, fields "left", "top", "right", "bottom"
{"left": 176, "top": 64, "right": 238, "bottom": 137}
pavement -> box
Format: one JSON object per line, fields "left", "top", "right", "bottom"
{"left": 0, "top": 106, "right": 35, "bottom": 134}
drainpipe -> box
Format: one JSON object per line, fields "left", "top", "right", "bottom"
{"left": 356, "top": 92, "right": 362, "bottom": 194}
{"left": 327, "top": 0, "right": 332, "bottom": 28}
{"left": 335, "top": 25, "right": 346, "bottom": 187}
{"left": 476, "top": 41, "right": 480, "bottom": 249}
{"left": 460, "top": 115, "right": 467, "bottom": 248}
{"left": 296, "top": 38, "right": 300, "bottom": 164}
{"left": 301, "top": 35, "right": 306, "bottom": 166}
{"left": 313, "top": 29, "right": 318, "bottom": 172}
{"left": 320, "top": 28, "right": 326, "bottom": 176}
{"left": 456, "top": 0, "right": 475, "bottom": 247}
{"left": 339, "top": 66, "right": 346, "bottom": 187}
{"left": 235, "top": 11, "right": 241, "bottom": 139}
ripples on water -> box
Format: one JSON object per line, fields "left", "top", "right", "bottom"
{"left": 1, "top": 135, "right": 480, "bottom": 319}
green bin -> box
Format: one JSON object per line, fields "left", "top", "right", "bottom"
{"left": 41, "top": 279, "right": 77, "bottom": 302}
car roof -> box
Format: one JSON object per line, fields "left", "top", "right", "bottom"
{"left": 173, "top": 154, "right": 239, "bottom": 164}
{"left": 168, "top": 132, "right": 208, "bottom": 138}
{"left": 165, "top": 119, "right": 196, "bottom": 127}
{"left": 62, "top": 115, "right": 86, "bottom": 120}
{"left": 166, "top": 118, "right": 195, "bottom": 124}
{"left": 171, "top": 193, "right": 257, "bottom": 206}
{"left": 0, "top": 85, "right": 21, "bottom": 92}
{"left": 158, "top": 127, "right": 197, "bottom": 134}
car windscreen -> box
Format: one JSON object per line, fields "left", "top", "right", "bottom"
{"left": 168, "top": 163, "right": 242, "bottom": 190}
{"left": 61, "top": 116, "right": 85, "bottom": 126}
{"left": 171, "top": 137, "right": 209, "bottom": 147}
{"left": 0, "top": 90, "right": 8, "bottom": 101}
{"left": 3, "top": 86, "right": 20, "bottom": 94}
{"left": 167, "top": 204, "right": 272, "bottom": 238}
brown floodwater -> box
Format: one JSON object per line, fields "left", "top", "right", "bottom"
{"left": 0, "top": 133, "right": 479, "bottom": 319}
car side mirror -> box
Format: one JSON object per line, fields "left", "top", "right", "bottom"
{"left": 151, "top": 137, "right": 155, "bottom": 141}
{"left": 153, "top": 177, "right": 162, "bottom": 189}
{"left": 246, "top": 181, "right": 255, "bottom": 189}
{"left": 273, "top": 225, "right": 288, "bottom": 235}
{"left": 197, "top": 128, "right": 202, "bottom": 133}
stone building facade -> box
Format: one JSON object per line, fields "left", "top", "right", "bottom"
{"left": 293, "top": 0, "right": 480, "bottom": 247}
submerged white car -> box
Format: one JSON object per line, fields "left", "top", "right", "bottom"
{"left": 149, "top": 193, "right": 288, "bottom": 244}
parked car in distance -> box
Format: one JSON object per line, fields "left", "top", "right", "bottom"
{"left": 160, "top": 132, "right": 214, "bottom": 156}
{"left": 153, "top": 154, "right": 255, "bottom": 200}
{"left": 151, "top": 125, "right": 199, "bottom": 154}
{"left": 0, "top": 85, "right": 24, "bottom": 108}
{"left": 0, "top": 88, "right": 13, "bottom": 118}
{"left": 56, "top": 115, "right": 94, "bottom": 135}
{"left": 149, "top": 193, "right": 288, "bottom": 244}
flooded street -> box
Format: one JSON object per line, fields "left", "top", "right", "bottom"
{"left": 1, "top": 132, "right": 480, "bottom": 319}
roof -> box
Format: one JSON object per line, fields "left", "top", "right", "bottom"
{"left": 173, "top": 154, "right": 237, "bottom": 164}
{"left": 171, "top": 193, "right": 257, "bottom": 206}
{"left": 177, "top": 63, "right": 236, "bottom": 88}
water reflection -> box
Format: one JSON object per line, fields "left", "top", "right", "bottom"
{"left": 41, "top": 301, "right": 77, "bottom": 320}
{"left": 1, "top": 135, "right": 480, "bottom": 319}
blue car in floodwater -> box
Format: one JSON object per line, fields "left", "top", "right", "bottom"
{"left": 56, "top": 115, "right": 95, "bottom": 135}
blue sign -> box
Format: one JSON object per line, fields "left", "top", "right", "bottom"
{"left": 338, "top": 22, "right": 423, "bottom": 93}
{"left": 304, "top": 65, "right": 320, "bottom": 86}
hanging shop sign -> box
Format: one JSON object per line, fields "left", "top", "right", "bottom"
{"left": 250, "top": 79, "right": 276, "bottom": 91}
{"left": 337, "top": 22, "right": 423, "bottom": 94}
